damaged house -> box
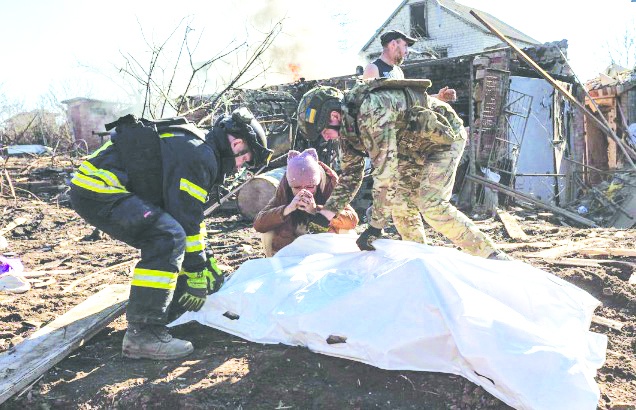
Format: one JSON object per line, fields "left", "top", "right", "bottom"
{"left": 360, "top": 0, "right": 539, "bottom": 60}
{"left": 61, "top": 98, "right": 123, "bottom": 152}
{"left": 580, "top": 65, "right": 636, "bottom": 228}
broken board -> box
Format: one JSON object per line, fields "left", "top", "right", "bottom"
{"left": 592, "top": 315, "right": 625, "bottom": 332}
{"left": 577, "top": 248, "right": 636, "bottom": 258}
{"left": 522, "top": 238, "right": 613, "bottom": 259}
{"left": 0, "top": 284, "right": 129, "bottom": 405}
{"left": 496, "top": 209, "right": 529, "bottom": 241}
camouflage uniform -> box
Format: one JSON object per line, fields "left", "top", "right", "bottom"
{"left": 323, "top": 83, "right": 497, "bottom": 258}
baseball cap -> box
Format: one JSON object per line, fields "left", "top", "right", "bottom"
{"left": 380, "top": 29, "right": 417, "bottom": 47}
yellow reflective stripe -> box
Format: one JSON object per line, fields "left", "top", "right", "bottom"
{"left": 179, "top": 178, "right": 207, "bottom": 203}
{"left": 71, "top": 173, "right": 129, "bottom": 194}
{"left": 87, "top": 140, "right": 113, "bottom": 159}
{"left": 131, "top": 268, "right": 178, "bottom": 290}
{"left": 160, "top": 132, "right": 185, "bottom": 138}
{"left": 130, "top": 279, "right": 177, "bottom": 290}
{"left": 133, "top": 268, "right": 177, "bottom": 279}
{"left": 78, "top": 161, "right": 125, "bottom": 188}
{"left": 185, "top": 234, "right": 205, "bottom": 253}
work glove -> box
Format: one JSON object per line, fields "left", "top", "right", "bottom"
{"left": 356, "top": 226, "right": 383, "bottom": 251}
{"left": 177, "top": 260, "right": 224, "bottom": 312}
{"left": 205, "top": 256, "right": 225, "bottom": 294}
{"left": 177, "top": 270, "right": 209, "bottom": 312}
{"left": 307, "top": 213, "right": 331, "bottom": 234}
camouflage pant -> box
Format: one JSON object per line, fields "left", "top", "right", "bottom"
{"left": 390, "top": 134, "right": 497, "bottom": 257}
{"left": 356, "top": 89, "right": 496, "bottom": 257}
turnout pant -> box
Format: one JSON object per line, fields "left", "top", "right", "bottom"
{"left": 70, "top": 189, "right": 186, "bottom": 324}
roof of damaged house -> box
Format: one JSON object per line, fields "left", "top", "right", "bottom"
{"left": 586, "top": 64, "right": 635, "bottom": 91}
{"left": 361, "top": 0, "right": 540, "bottom": 52}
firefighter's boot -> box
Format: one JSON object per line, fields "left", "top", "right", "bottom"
{"left": 122, "top": 323, "right": 193, "bottom": 360}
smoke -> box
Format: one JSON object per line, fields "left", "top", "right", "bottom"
{"left": 242, "top": 0, "right": 364, "bottom": 86}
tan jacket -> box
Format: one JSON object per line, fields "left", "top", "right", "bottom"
{"left": 254, "top": 162, "right": 359, "bottom": 255}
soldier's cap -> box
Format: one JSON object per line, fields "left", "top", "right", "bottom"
{"left": 380, "top": 30, "right": 417, "bottom": 47}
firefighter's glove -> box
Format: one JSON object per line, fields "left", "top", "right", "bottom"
{"left": 308, "top": 213, "right": 331, "bottom": 234}
{"left": 178, "top": 270, "right": 210, "bottom": 312}
{"left": 205, "top": 257, "right": 225, "bottom": 294}
{"left": 356, "top": 226, "right": 383, "bottom": 251}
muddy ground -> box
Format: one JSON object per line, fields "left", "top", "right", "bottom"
{"left": 0, "top": 159, "right": 635, "bottom": 410}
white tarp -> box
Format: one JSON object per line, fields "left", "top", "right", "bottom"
{"left": 171, "top": 234, "right": 606, "bottom": 410}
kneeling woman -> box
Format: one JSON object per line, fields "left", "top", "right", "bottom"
{"left": 254, "top": 148, "right": 359, "bottom": 256}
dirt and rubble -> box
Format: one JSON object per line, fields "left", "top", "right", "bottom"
{"left": 0, "top": 158, "right": 635, "bottom": 410}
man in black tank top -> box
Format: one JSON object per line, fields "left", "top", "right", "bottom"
{"left": 370, "top": 57, "right": 405, "bottom": 79}
{"left": 363, "top": 30, "right": 412, "bottom": 80}
{"left": 362, "top": 29, "right": 456, "bottom": 102}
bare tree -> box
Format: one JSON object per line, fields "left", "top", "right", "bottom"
{"left": 117, "top": 17, "right": 284, "bottom": 122}
{"left": 606, "top": 21, "right": 636, "bottom": 69}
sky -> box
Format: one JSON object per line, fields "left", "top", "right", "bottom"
{"left": 0, "top": 0, "right": 634, "bottom": 109}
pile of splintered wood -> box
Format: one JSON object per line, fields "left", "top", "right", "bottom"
{"left": 0, "top": 155, "right": 77, "bottom": 200}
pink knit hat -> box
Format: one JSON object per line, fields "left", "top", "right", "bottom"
{"left": 287, "top": 149, "right": 321, "bottom": 187}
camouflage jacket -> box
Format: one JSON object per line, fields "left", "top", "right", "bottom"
{"left": 323, "top": 80, "right": 465, "bottom": 228}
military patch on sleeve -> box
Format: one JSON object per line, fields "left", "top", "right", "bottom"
{"left": 306, "top": 108, "right": 317, "bottom": 124}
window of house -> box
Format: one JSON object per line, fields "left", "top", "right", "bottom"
{"left": 410, "top": 2, "right": 428, "bottom": 38}
{"left": 90, "top": 107, "right": 107, "bottom": 116}
{"left": 434, "top": 47, "right": 448, "bottom": 58}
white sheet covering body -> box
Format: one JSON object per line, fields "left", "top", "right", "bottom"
{"left": 171, "top": 234, "right": 606, "bottom": 410}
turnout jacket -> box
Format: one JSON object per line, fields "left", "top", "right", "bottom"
{"left": 71, "top": 125, "right": 227, "bottom": 273}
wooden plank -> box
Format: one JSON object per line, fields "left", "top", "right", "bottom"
{"left": 465, "top": 174, "right": 598, "bottom": 227}
{"left": 0, "top": 284, "right": 129, "bottom": 405}
{"left": 592, "top": 315, "right": 625, "bottom": 332}
{"left": 577, "top": 248, "right": 636, "bottom": 258}
{"left": 496, "top": 241, "right": 554, "bottom": 250}
{"left": 62, "top": 260, "right": 135, "bottom": 294}
{"left": 522, "top": 238, "right": 613, "bottom": 259}
{"left": 542, "top": 258, "right": 602, "bottom": 268}
{"left": 496, "top": 209, "right": 529, "bottom": 240}
{"left": 21, "top": 270, "right": 76, "bottom": 278}
{"left": 542, "top": 258, "right": 635, "bottom": 269}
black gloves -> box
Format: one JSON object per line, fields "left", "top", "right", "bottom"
{"left": 308, "top": 213, "right": 331, "bottom": 234}
{"left": 356, "top": 226, "right": 383, "bottom": 251}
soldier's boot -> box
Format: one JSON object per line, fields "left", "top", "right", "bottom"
{"left": 487, "top": 250, "right": 515, "bottom": 261}
{"left": 122, "top": 323, "right": 193, "bottom": 360}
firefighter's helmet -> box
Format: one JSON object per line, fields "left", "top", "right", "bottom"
{"left": 215, "top": 107, "right": 273, "bottom": 169}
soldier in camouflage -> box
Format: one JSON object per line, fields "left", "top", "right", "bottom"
{"left": 297, "top": 79, "right": 511, "bottom": 260}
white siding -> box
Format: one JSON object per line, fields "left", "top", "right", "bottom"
{"left": 362, "top": 0, "right": 536, "bottom": 61}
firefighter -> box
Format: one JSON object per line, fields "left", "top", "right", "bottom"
{"left": 69, "top": 108, "right": 272, "bottom": 360}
